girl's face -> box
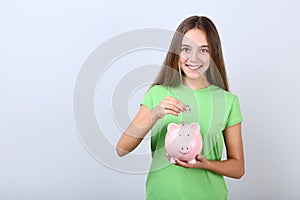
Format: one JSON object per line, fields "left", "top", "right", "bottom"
{"left": 179, "top": 28, "right": 210, "bottom": 80}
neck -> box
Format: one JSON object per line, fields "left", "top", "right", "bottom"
{"left": 183, "top": 75, "right": 210, "bottom": 90}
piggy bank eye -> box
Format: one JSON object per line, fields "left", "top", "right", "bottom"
{"left": 179, "top": 134, "right": 181, "bottom": 136}
{"left": 187, "top": 134, "right": 189, "bottom": 136}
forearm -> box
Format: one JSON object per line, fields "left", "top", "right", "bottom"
{"left": 116, "top": 97, "right": 187, "bottom": 157}
{"left": 203, "top": 122, "right": 244, "bottom": 179}
{"left": 116, "top": 108, "right": 159, "bottom": 157}
{"left": 203, "top": 158, "right": 244, "bottom": 179}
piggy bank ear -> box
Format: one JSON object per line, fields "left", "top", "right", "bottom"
{"left": 167, "top": 123, "right": 179, "bottom": 132}
{"left": 188, "top": 123, "right": 200, "bottom": 133}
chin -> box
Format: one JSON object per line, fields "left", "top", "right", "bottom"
{"left": 184, "top": 74, "right": 202, "bottom": 80}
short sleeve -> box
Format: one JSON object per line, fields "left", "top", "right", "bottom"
{"left": 226, "top": 96, "right": 243, "bottom": 127}
{"left": 141, "top": 86, "right": 155, "bottom": 110}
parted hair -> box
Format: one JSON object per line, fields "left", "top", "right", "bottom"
{"left": 151, "top": 15, "right": 229, "bottom": 91}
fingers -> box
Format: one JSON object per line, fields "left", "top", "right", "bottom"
{"left": 196, "top": 154, "right": 206, "bottom": 161}
{"left": 175, "top": 156, "right": 207, "bottom": 169}
{"left": 165, "top": 153, "right": 171, "bottom": 161}
{"left": 175, "top": 158, "right": 191, "bottom": 168}
{"left": 160, "top": 96, "right": 188, "bottom": 116}
{"left": 152, "top": 96, "right": 190, "bottom": 119}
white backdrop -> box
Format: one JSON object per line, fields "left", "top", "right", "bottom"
{"left": 1, "top": 0, "right": 300, "bottom": 199}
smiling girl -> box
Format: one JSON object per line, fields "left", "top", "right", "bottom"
{"left": 116, "top": 15, "right": 244, "bottom": 200}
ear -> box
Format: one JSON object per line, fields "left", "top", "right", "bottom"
{"left": 167, "top": 123, "right": 179, "bottom": 132}
{"left": 188, "top": 122, "right": 200, "bottom": 133}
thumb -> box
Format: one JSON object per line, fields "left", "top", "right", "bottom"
{"left": 196, "top": 154, "right": 205, "bottom": 160}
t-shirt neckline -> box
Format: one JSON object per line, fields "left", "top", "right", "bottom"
{"left": 179, "top": 83, "right": 215, "bottom": 92}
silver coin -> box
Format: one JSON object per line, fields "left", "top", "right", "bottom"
{"left": 183, "top": 105, "right": 191, "bottom": 114}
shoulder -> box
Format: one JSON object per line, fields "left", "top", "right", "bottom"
{"left": 142, "top": 85, "right": 173, "bottom": 108}
{"left": 225, "top": 90, "right": 239, "bottom": 103}
{"left": 143, "top": 84, "right": 171, "bottom": 101}
{"left": 211, "top": 85, "right": 240, "bottom": 104}
{"left": 147, "top": 84, "right": 172, "bottom": 95}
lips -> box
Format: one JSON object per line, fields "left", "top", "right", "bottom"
{"left": 185, "top": 64, "right": 202, "bottom": 70}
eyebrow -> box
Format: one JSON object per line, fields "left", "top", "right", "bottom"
{"left": 181, "top": 44, "right": 209, "bottom": 48}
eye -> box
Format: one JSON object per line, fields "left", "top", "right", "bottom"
{"left": 187, "top": 134, "right": 189, "bottom": 136}
{"left": 181, "top": 47, "right": 191, "bottom": 53}
{"left": 199, "top": 48, "right": 209, "bottom": 55}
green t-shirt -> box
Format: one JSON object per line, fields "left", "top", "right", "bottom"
{"left": 141, "top": 84, "right": 243, "bottom": 200}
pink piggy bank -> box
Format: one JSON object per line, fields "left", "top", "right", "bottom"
{"left": 165, "top": 122, "right": 202, "bottom": 164}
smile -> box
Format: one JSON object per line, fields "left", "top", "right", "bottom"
{"left": 185, "top": 64, "right": 202, "bottom": 70}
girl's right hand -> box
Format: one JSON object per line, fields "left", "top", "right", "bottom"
{"left": 151, "top": 96, "right": 188, "bottom": 119}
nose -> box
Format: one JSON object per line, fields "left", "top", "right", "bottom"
{"left": 179, "top": 145, "right": 190, "bottom": 154}
{"left": 187, "top": 50, "right": 200, "bottom": 64}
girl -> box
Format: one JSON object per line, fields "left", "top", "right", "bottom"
{"left": 116, "top": 15, "right": 244, "bottom": 200}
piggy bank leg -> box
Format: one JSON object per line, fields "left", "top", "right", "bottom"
{"left": 170, "top": 157, "right": 176, "bottom": 164}
{"left": 187, "top": 159, "right": 196, "bottom": 164}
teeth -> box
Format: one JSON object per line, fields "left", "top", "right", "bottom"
{"left": 190, "top": 66, "right": 199, "bottom": 69}
{"left": 186, "top": 64, "right": 201, "bottom": 70}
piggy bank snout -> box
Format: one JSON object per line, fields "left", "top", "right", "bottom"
{"left": 179, "top": 144, "right": 191, "bottom": 154}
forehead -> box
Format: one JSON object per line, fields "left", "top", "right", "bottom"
{"left": 181, "top": 28, "right": 208, "bottom": 46}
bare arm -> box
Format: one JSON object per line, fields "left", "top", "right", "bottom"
{"left": 116, "top": 105, "right": 158, "bottom": 157}
{"left": 116, "top": 96, "right": 187, "bottom": 157}
{"left": 175, "top": 122, "right": 245, "bottom": 179}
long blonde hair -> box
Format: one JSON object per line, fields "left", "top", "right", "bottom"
{"left": 151, "top": 16, "right": 229, "bottom": 91}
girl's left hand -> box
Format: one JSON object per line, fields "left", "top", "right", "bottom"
{"left": 174, "top": 154, "right": 209, "bottom": 169}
